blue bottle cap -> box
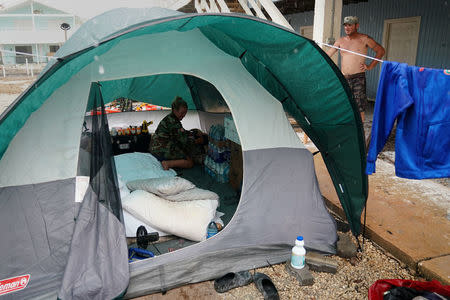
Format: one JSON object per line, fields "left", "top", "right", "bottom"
{"left": 297, "top": 236, "right": 303, "bottom": 241}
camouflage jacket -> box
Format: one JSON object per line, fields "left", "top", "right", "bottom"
{"left": 149, "top": 112, "right": 193, "bottom": 160}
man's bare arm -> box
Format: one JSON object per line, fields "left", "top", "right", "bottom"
{"left": 326, "top": 39, "right": 340, "bottom": 57}
{"left": 362, "top": 37, "right": 385, "bottom": 71}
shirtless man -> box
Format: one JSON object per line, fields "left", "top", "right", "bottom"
{"left": 327, "top": 16, "right": 385, "bottom": 122}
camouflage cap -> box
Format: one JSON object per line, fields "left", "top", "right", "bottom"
{"left": 343, "top": 16, "right": 359, "bottom": 25}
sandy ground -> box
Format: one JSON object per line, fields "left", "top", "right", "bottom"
{"left": 0, "top": 76, "right": 36, "bottom": 93}
{"left": 0, "top": 94, "right": 20, "bottom": 114}
{"left": 0, "top": 76, "right": 35, "bottom": 114}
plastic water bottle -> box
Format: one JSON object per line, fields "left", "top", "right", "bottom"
{"left": 212, "top": 125, "right": 217, "bottom": 140}
{"left": 207, "top": 142, "right": 212, "bottom": 156}
{"left": 219, "top": 146, "right": 226, "bottom": 162}
{"left": 291, "top": 236, "right": 306, "bottom": 269}
{"left": 213, "top": 144, "right": 218, "bottom": 161}
{"left": 211, "top": 162, "right": 217, "bottom": 180}
{"left": 210, "top": 144, "right": 215, "bottom": 160}
{"left": 206, "top": 221, "right": 218, "bottom": 238}
{"left": 217, "top": 146, "right": 222, "bottom": 162}
{"left": 218, "top": 163, "right": 223, "bottom": 183}
{"left": 204, "top": 157, "right": 210, "bottom": 174}
{"left": 224, "top": 165, "right": 230, "bottom": 183}
{"left": 218, "top": 125, "right": 224, "bottom": 140}
{"left": 216, "top": 145, "right": 220, "bottom": 162}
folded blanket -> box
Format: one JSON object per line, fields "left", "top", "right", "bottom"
{"left": 164, "top": 187, "right": 219, "bottom": 202}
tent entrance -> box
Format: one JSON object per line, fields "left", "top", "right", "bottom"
{"left": 79, "top": 74, "right": 243, "bottom": 259}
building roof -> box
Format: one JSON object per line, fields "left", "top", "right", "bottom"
{"left": 0, "top": 0, "right": 71, "bottom": 15}
{"left": 0, "top": 0, "right": 190, "bottom": 20}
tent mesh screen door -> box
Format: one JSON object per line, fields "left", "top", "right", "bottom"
{"left": 78, "top": 82, "right": 123, "bottom": 222}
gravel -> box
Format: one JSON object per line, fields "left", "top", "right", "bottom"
{"left": 218, "top": 232, "right": 418, "bottom": 300}
{"left": 0, "top": 77, "right": 35, "bottom": 94}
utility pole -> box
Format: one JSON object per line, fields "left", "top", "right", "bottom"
{"left": 60, "top": 22, "right": 71, "bottom": 42}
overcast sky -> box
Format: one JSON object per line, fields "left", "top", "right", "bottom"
{"left": 0, "top": 0, "right": 189, "bottom": 20}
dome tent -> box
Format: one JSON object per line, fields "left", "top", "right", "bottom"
{"left": 0, "top": 7, "right": 368, "bottom": 299}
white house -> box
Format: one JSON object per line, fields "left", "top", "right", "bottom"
{"left": 0, "top": 0, "right": 82, "bottom": 64}
{"left": 0, "top": 0, "right": 190, "bottom": 65}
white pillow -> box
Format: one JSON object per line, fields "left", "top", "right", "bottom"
{"left": 164, "top": 188, "right": 219, "bottom": 202}
{"left": 122, "top": 190, "right": 218, "bottom": 242}
{"left": 126, "top": 177, "right": 195, "bottom": 196}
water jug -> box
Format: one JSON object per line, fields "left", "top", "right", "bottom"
{"left": 291, "top": 236, "right": 306, "bottom": 269}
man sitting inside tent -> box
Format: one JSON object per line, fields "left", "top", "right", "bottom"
{"left": 149, "top": 96, "right": 206, "bottom": 170}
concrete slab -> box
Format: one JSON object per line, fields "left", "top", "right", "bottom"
{"left": 285, "top": 261, "right": 314, "bottom": 286}
{"left": 312, "top": 152, "right": 450, "bottom": 283}
{"left": 418, "top": 256, "right": 450, "bottom": 285}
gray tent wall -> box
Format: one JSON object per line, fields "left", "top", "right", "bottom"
{"left": 0, "top": 179, "right": 76, "bottom": 300}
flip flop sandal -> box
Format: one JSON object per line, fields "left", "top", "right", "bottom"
{"left": 213, "top": 271, "right": 253, "bottom": 293}
{"left": 253, "top": 272, "right": 280, "bottom": 300}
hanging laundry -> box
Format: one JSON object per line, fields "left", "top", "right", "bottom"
{"left": 366, "top": 61, "right": 450, "bottom": 179}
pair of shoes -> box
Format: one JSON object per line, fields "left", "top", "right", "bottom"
{"left": 213, "top": 271, "right": 280, "bottom": 300}
{"left": 214, "top": 271, "right": 253, "bottom": 293}
{"left": 253, "top": 273, "right": 280, "bottom": 300}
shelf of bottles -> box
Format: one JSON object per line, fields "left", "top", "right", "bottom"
{"left": 204, "top": 124, "right": 231, "bottom": 183}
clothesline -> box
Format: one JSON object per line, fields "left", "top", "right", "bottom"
{"left": 2, "top": 43, "right": 383, "bottom": 62}
{"left": 316, "top": 41, "right": 384, "bottom": 63}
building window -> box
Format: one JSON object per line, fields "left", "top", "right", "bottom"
{"left": 49, "top": 45, "right": 60, "bottom": 53}
{"left": 15, "top": 46, "right": 33, "bottom": 64}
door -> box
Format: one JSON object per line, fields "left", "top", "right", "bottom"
{"left": 382, "top": 17, "right": 421, "bottom": 65}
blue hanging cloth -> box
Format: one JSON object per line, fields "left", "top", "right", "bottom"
{"left": 366, "top": 62, "right": 450, "bottom": 179}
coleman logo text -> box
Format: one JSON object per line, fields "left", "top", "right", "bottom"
{"left": 0, "top": 274, "right": 30, "bottom": 296}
